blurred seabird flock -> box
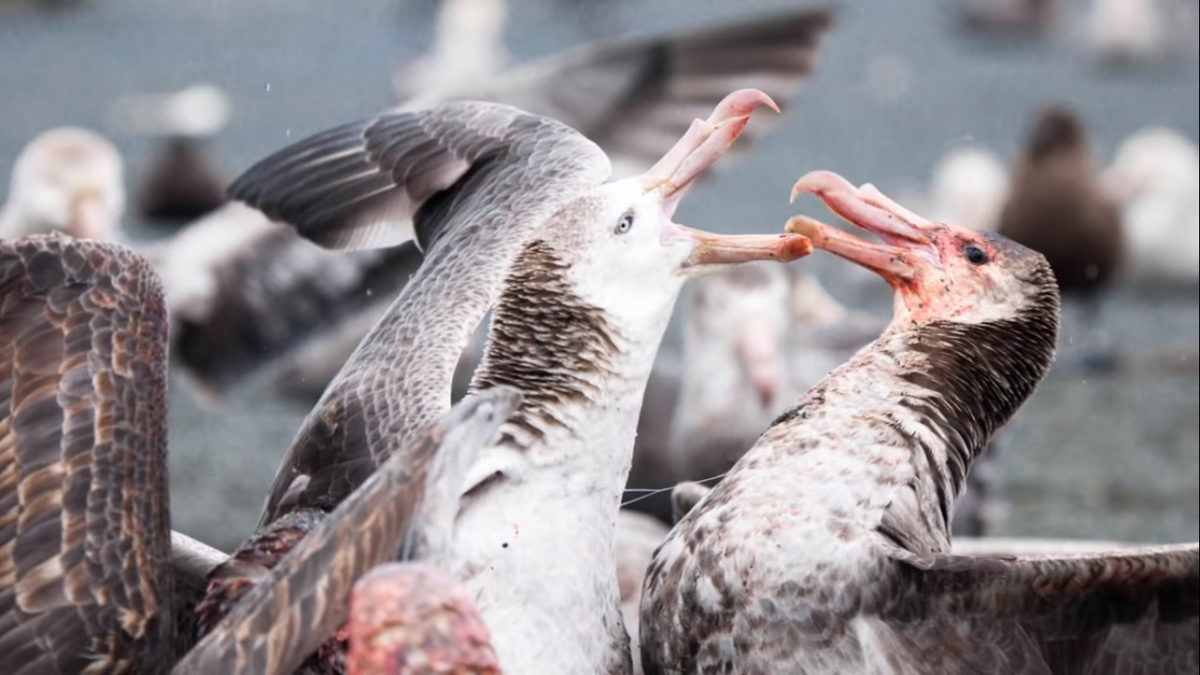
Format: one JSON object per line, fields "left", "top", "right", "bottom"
{"left": 1, "top": 0, "right": 1197, "bottom": 672}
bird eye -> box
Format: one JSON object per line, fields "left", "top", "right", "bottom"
{"left": 614, "top": 211, "right": 635, "bottom": 235}
{"left": 964, "top": 244, "right": 989, "bottom": 265}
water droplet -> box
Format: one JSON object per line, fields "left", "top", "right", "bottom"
{"left": 264, "top": 83, "right": 272, "bottom": 92}
{"left": 285, "top": 128, "right": 292, "bottom": 138}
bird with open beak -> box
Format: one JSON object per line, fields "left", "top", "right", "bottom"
{"left": 784, "top": 169, "right": 1047, "bottom": 328}
{"left": 196, "top": 89, "right": 810, "bottom": 675}
{"left": 641, "top": 170, "right": 1096, "bottom": 675}
{"left": 620, "top": 88, "right": 807, "bottom": 273}
{"left": 446, "top": 90, "right": 811, "bottom": 674}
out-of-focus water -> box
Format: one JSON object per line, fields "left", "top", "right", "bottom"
{"left": 2, "top": 0, "right": 1197, "bottom": 551}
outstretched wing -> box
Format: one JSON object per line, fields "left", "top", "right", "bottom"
{"left": 173, "top": 387, "right": 521, "bottom": 675}
{"left": 168, "top": 9, "right": 835, "bottom": 399}
{"left": 0, "top": 234, "right": 174, "bottom": 674}
{"left": 450, "top": 6, "right": 835, "bottom": 177}
{"left": 880, "top": 543, "right": 1199, "bottom": 673}
{"left": 229, "top": 100, "right": 610, "bottom": 253}
{"left": 232, "top": 101, "right": 609, "bottom": 528}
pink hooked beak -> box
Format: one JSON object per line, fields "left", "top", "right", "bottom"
{"left": 643, "top": 88, "right": 781, "bottom": 216}
{"left": 645, "top": 89, "right": 811, "bottom": 268}
{"left": 785, "top": 170, "right": 939, "bottom": 284}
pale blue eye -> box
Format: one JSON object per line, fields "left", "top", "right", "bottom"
{"left": 615, "top": 211, "right": 634, "bottom": 234}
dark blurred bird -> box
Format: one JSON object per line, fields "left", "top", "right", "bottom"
{"left": 109, "top": 83, "right": 231, "bottom": 226}
{"left": 136, "top": 136, "right": 227, "bottom": 222}
{"left": 997, "top": 105, "right": 1124, "bottom": 335}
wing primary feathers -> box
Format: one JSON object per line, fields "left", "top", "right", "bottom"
{"left": 174, "top": 387, "right": 520, "bottom": 675}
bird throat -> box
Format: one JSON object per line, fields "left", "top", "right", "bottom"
{"left": 471, "top": 239, "right": 630, "bottom": 447}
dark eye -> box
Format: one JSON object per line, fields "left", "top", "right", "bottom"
{"left": 964, "top": 244, "right": 989, "bottom": 265}
{"left": 615, "top": 211, "right": 634, "bottom": 235}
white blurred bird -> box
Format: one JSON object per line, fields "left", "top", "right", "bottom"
{"left": 928, "top": 145, "right": 1010, "bottom": 233}
{"left": 1085, "top": 0, "right": 1177, "bottom": 65}
{"left": 0, "top": 127, "right": 125, "bottom": 241}
{"left": 1102, "top": 127, "right": 1200, "bottom": 283}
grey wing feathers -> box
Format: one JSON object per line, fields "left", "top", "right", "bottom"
{"left": 172, "top": 387, "right": 521, "bottom": 675}
{"left": 885, "top": 543, "right": 1199, "bottom": 673}
{"left": 229, "top": 101, "right": 608, "bottom": 253}
{"left": 249, "top": 101, "right": 608, "bottom": 528}
{"left": 470, "top": 7, "right": 835, "bottom": 177}
{"left": 227, "top": 120, "right": 423, "bottom": 251}
{"left": 0, "top": 234, "right": 174, "bottom": 674}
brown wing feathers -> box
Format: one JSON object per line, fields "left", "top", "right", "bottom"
{"left": 175, "top": 387, "right": 519, "bottom": 675}
{"left": 890, "top": 544, "right": 1200, "bottom": 672}
{"left": 0, "top": 234, "right": 173, "bottom": 674}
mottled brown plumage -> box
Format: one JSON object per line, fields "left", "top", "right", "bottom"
{"left": 0, "top": 233, "right": 173, "bottom": 674}
{"left": 998, "top": 105, "right": 1125, "bottom": 299}
{"left": 0, "top": 237, "right": 520, "bottom": 675}
{"left": 193, "top": 511, "right": 336, "bottom": 674}
{"left": 470, "top": 239, "right": 623, "bottom": 445}
{"left": 173, "top": 387, "right": 519, "bottom": 675}
{"left": 641, "top": 171, "right": 1198, "bottom": 674}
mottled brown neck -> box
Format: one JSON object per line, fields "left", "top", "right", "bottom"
{"left": 768, "top": 266, "right": 1059, "bottom": 551}
{"left": 890, "top": 274, "right": 1060, "bottom": 536}
{"left": 471, "top": 240, "right": 624, "bottom": 444}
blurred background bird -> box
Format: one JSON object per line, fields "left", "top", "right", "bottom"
{"left": 109, "top": 83, "right": 233, "bottom": 225}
